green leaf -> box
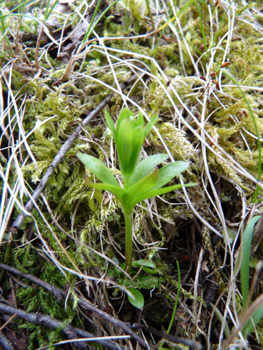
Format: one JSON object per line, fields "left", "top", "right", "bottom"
{"left": 120, "top": 260, "right": 157, "bottom": 274}
{"left": 128, "top": 124, "right": 145, "bottom": 176}
{"left": 116, "top": 108, "right": 134, "bottom": 136}
{"left": 152, "top": 161, "right": 189, "bottom": 190}
{"left": 240, "top": 215, "right": 261, "bottom": 311}
{"left": 123, "top": 168, "right": 159, "bottom": 209}
{"left": 127, "top": 288, "right": 144, "bottom": 309}
{"left": 130, "top": 154, "right": 168, "bottom": 186}
{"left": 87, "top": 182, "right": 124, "bottom": 200}
{"left": 117, "top": 109, "right": 145, "bottom": 182}
{"left": 77, "top": 153, "right": 119, "bottom": 186}
{"left": 132, "top": 260, "right": 156, "bottom": 269}
{"left": 132, "top": 259, "right": 157, "bottom": 274}
{"left": 144, "top": 114, "right": 158, "bottom": 138}
{"left": 131, "top": 112, "right": 144, "bottom": 130}
{"left": 117, "top": 119, "right": 134, "bottom": 177}
{"left": 243, "top": 304, "right": 263, "bottom": 336}
{"left": 133, "top": 182, "right": 197, "bottom": 206}
{"left": 104, "top": 109, "right": 116, "bottom": 137}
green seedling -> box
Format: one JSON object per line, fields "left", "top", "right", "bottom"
{"left": 82, "top": 0, "right": 120, "bottom": 44}
{"left": 123, "top": 260, "right": 156, "bottom": 309}
{"left": 239, "top": 215, "right": 263, "bottom": 337}
{"left": 158, "top": 260, "right": 180, "bottom": 349}
{"left": 77, "top": 108, "right": 196, "bottom": 274}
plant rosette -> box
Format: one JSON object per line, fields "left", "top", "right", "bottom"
{"left": 77, "top": 108, "right": 196, "bottom": 275}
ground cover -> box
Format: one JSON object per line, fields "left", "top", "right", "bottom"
{"left": 1, "top": 0, "right": 263, "bottom": 349}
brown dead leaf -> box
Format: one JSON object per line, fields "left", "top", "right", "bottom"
{"left": 202, "top": 260, "right": 209, "bottom": 273}
{"left": 4, "top": 329, "right": 27, "bottom": 350}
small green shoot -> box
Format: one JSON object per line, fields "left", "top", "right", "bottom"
{"left": 77, "top": 108, "right": 196, "bottom": 274}
{"left": 82, "top": 0, "right": 120, "bottom": 44}
{"left": 158, "top": 260, "right": 180, "bottom": 350}
{"left": 239, "top": 215, "right": 263, "bottom": 337}
{"left": 44, "top": 0, "right": 60, "bottom": 21}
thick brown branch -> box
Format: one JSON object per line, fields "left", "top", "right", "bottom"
{"left": 0, "top": 263, "right": 153, "bottom": 350}
{"left": 0, "top": 302, "right": 126, "bottom": 350}
{"left": 10, "top": 74, "right": 138, "bottom": 231}
{"left": 0, "top": 263, "right": 64, "bottom": 302}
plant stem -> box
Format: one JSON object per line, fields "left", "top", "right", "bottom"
{"left": 124, "top": 210, "right": 133, "bottom": 273}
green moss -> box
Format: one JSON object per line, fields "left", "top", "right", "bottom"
{"left": 2, "top": 0, "right": 263, "bottom": 347}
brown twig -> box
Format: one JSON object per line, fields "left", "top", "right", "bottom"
{"left": 0, "top": 302, "right": 125, "bottom": 350}
{"left": 10, "top": 73, "right": 138, "bottom": 232}
{"left": 0, "top": 263, "right": 153, "bottom": 350}
{"left": 35, "top": 26, "right": 43, "bottom": 70}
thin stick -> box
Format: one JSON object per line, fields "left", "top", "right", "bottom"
{"left": 0, "top": 313, "right": 17, "bottom": 332}
{"left": 0, "top": 302, "right": 125, "bottom": 350}
{"left": 35, "top": 26, "right": 43, "bottom": 70}
{"left": 10, "top": 74, "right": 138, "bottom": 231}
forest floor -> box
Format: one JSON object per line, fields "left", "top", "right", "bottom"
{"left": 1, "top": 0, "right": 263, "bottom": 349}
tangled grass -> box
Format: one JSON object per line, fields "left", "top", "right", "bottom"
{"left": 1, "top": 0, "right": 263, "bottom": 348}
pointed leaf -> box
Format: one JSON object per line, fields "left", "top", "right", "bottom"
{"left": 117, "top": 119, "right": 134, "bottom": 177}
{"left": 132, "top": 259, "right": 157, "bottom": 274}
{"left": 87, "top": 182, "right": 124, "bottom": 199}
{"left": 136, "top": 113, "right": 144, "bottom": 128}
{"left": 243, "top": 304, "right": 263, "bottom": 335}
{"left": 127, "top": 124, "right": 144, "bottom": 174}
{"left": 144, "top": 114, "right": 158, "bottom": 138}
{"left": 104, "top": 109, "right": 116, "bottom": 138}
{"left": 124, "top": 167, "right": 159, "bottom": 204}
{"left": 116, "top": 108, "right": 134, "bottom": 136}
{"left": 132, "top": 260, "right": 156, "bottom": 269}
{"left": 151, "top": 161, "right": 189, "bottom": 190}
{"left": 127, "top": 288, "right": 144, "bottom": 309}
{"left": 240, "top": 215, "right": 261, "bottom": 311}
{"left": 132, "top": 182, "right": 197, "bottom": 206}
{"left": 77, "top": 152, "right": 119, "bottom": 186}
{"left": 140, "top": 266, "right": 158, "bottom": 274}
{"left": 117, "top": 120, "right": 144, "bottom": 182}
{"left": 130, "top": 154, "right": 168, "bottom": 186}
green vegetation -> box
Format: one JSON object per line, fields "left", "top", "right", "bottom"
{"left": 78, "top": 108, "right": 196, "bottom": 273}
{"left": 1, "top": 0, "right": 263, "bottom": 348}
{"left": 78, "top": 108, "right": 195, "bottom": 308}
{"left": 240, "top": 215, "right": 263, "bottom": 337}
